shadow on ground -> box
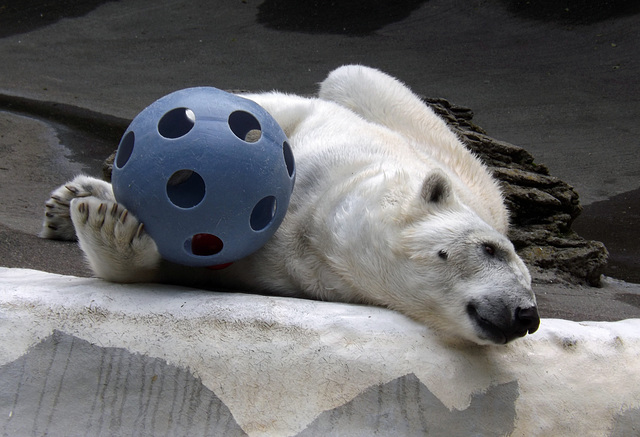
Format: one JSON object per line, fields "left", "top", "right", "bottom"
{"left": 501, "top": 0, "right": 640, "bottom": 24}
{"left": 0, "top": 0, "right": 118, "bottom": 38}
{"left": 573, "top": 187, "right": 640, "bottom": 284}
{"left": 257, "top": 0, "right": 428, "bottom": 35}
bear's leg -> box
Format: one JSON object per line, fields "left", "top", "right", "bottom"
{"left": 70, "top": 196, "right": 161, "bottom": 283}
{"left": 319, "top": 65, "right": 458, "bottom": 149}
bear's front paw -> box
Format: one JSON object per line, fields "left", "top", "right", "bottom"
{"left": 40, "top": 175, "right": 115, "bottom": 241}
{"left": 40, "top": 184, "right": 86, "bottom": 241}
{"left": 71, "top": 197, "right": 161, "bottom": 282}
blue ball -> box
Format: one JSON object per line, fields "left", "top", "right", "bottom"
{"left": 111, "top": 87, "right": 295, "bottom": 267}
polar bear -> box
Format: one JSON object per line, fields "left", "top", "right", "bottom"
{"left": 41, "top": 65, "right": 539, "bottom": 345}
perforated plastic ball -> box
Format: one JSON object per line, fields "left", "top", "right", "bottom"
{"left": 111, "top": 87, "right": 295, "bottom": 267}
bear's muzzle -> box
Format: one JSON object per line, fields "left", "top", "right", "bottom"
{"left": 467, "top": 302, "right": 540, "bottom": 344}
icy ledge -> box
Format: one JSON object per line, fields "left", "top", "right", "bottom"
{"left": 1, "top": 267, "right": 639, "bottom": 436}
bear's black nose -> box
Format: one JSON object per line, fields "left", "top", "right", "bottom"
{"left": 467, "top": 302, "right": 541, "bottom": 344}
{"left": 515, "top": 306, "right": 540, "bottom": 335}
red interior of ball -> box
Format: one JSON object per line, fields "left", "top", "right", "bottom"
{"left": 191, "top": 233, "right": 223, "bottom": 256}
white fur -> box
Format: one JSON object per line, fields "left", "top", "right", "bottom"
{"left": 41, "top": 65, "right": 538, "bottom": 345}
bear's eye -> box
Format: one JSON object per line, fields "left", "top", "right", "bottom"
{"left": 483, "top": 244, "right": 496, "bottom": 257}
{"left": 438, "top": 250, "right": 448, "bottom": 260}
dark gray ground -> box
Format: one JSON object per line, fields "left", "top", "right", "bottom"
{"left": 0, "top": 0, "right": 638, "bottom": 321}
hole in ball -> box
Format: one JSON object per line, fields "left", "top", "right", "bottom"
{"left": 116, "top": 131, "right": 135, "bottom": 169}
{"left": 158, "top": 107, "right": 196, "bottom": 139}
{"left": 251, "top": 196, "right": 277, "bottom": 231}
{"left": 283, "top": 141, "right": 295, "bottom": 178}
{"left": 166, "top": 170, "right": 206, "bottom": 208}
{"left": 189, "top": 233, "right": 223, "bottom": 256}
{"left": 228, "top": 110, "right": 262, "bottom": 143}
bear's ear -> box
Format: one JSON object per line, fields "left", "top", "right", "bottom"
{"left": 420, "top": 170, "right": 452, "bottom": 205}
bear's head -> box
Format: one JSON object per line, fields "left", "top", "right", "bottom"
{"left": 391, "top": 170, "right": 540, "bottom": 344}
{"left": 330, "top": 169, "right": 540, "bottom": 345}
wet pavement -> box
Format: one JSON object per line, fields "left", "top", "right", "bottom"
{"left": 0, "top": 0, "right": 638, "bottom": 321}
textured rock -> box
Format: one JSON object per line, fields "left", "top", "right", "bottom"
{"left": 423, "top": 97, "right": 608, "bottom": 286}
{"left": 103, "top": 97, "right": 609, "bottom": 286}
